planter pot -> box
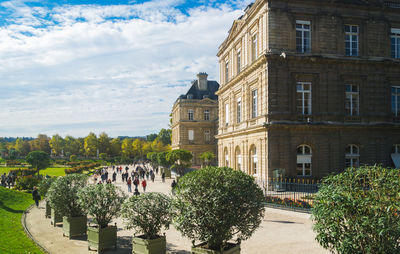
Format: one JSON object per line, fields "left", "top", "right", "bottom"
{"left": 63, "top": 216, "right": 87, "bottom": 239}
{"left": 45, "top": 201, "right": 51, "bottom": 218}
{"left": 132, "top": 235, "right": 166, "bottom": 254}
{"left": 192, "top": 243, "right": 240, "bottom": 254}
{"left": 51, "top": 208, "right": 63, "bottom": 227}
{"left": 87, "top": 225, "right": 117, "bottom": 253}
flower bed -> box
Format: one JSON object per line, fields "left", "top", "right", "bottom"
{"left": 265, "top": 196, "right": 313, "bottom": 209}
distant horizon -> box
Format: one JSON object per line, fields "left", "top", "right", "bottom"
{"left": 0, "top": 0, "right": 252, "bottom": 137}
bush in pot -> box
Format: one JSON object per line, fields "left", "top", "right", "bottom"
{"left": 312, "top": 165, "right": 400, "bottom": 254}
{"left": 38, "top": 177, "right": 57, "bottom": 218}
{"left": 78, "top": 183, "right": 127, "bottom": 252}
{"left": 121, "top": 192, "right": 171, "bottom": 254}
{"left": 46, "top": 174, "right": 88, "bottom": 237}
{"left": 172, "top": 166, "right": 265, "bottom": 253}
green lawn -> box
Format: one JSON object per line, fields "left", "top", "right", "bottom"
{"left": 0, "top": 167, "right": 67, "bottom": 177}
{"left": 0, "top": 187, "right": 43, "bottom": 253}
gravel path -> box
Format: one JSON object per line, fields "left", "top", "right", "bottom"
{"left": 24, "top": 165, "right": 329, "bottom": 254}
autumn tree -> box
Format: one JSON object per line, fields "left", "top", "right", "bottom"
{"left": 97, "top": 132, "right": 111, "bottom": 155}
{"left": 84, "top": 132, "right": 98, "bottom": 157}
{"left": 49, "top": 134, "right": 65, "bottom": 156}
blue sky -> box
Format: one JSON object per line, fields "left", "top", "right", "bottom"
{"left": 0, "top": 0, "right": 251, "bottom": 138}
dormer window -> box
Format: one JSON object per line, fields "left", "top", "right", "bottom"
{"left": 203, "top": 95, "right": 209, "bottom": 99}
{"left": 187, "top": 94, "right": 193, "bottom": 99}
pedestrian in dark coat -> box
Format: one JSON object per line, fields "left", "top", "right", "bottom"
{"left": 32, "top": 186, "right": 41, "bottom": 207}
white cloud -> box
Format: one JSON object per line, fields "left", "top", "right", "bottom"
{"left": 0, "top": 1, "right": 243, "bottom": 137}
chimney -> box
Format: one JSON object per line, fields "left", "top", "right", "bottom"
{"left": 197, "top": 72, "right": 208, "bottom": 91}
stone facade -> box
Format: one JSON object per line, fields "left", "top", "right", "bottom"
{"left": 171, "top": 73, "right": 219, "bottom": 167}
{"left": 216, "top": 0, "right": 400, "bottom": 182}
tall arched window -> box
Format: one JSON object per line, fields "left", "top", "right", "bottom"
{"left": 235, "top": 146, "right": 241, "bottom": 171}
{"left": 250, "top": 146, "right": 257, "bottom": 175}
{"left": 297, "top": 145, "right": 312, "bottom": 176}
{"left": 345, "top": 144, "right": 359, "bottom": 168}
{"left": 224, "top": 148, "right": 229, "bottom": 167}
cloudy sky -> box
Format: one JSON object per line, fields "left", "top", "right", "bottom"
{"left": 0, "top": 0, "right": 250, "bottom": 138}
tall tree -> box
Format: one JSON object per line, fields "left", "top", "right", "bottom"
{"left": 157, "top": 128, "right": 172, "bottom": 146}
{"left": 121, "top": 138, "right": 134, "bottom": 158}
{"left": 14, "top": 138, "right": 31, "bottom": 156}
{"left": 49, "top": 134, "right": 65, "bottom": 156}
{"left": 31, "top": 134, "right": 51, "bottom": 154}
{"left": 109, "top": 138, "right": 122, "bottom": 157}
{"left": 132, "top": 139, "right": 144, "bottom": 158}
{"left": 26, "top": 151, "right": 50, "bottom": 176}
{"left": 84, "top": 132, "right": 98, "bottom": 157}
{"left": 146, "top": 133, "right": 158, "bottom": 142}
{"left": 97, "top": 132, "right": 111, "bottom": 155}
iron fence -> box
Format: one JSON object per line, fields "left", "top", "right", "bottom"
{"left": 257, "top": 178, "right": 320, "bottom": 213}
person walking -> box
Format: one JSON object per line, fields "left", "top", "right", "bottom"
{"left": 133, "top": 177, "right": 139, "bottom": 190}
{"left": 127, "top": 177, "right": 132, "bottom": 192}
{"left": 32, "top": 186, "right": 41, "bottom": 207}
{"left": 112, "top": 171, "right": 116, "bottom": 182}
{"left": 171, "top": 180, "right": 177, "bottom": 195}
{"left": 161, "top": 172, "right": 165, "bottom": 182}
{"left": 134, "top": 187, "right": 140, "bottom": 196}
{"left": 151, "top": 172, "right": 155, "bottom": 183}
{"left": 141, "top": 179, "right": 147, "bottom": 192}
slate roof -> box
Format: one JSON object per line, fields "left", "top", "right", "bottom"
{"left": 178, "top": 80, "right": 220, "bottom": 101}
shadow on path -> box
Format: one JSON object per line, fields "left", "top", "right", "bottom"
{"left": 167, "top": 242, "right": 191, "bottom": 254}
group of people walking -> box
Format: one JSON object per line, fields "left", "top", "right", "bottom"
{"left": 1, "top": 172, "right": 16, "bottom": 188}
{"left": 93, "top": 162, "right": 166, "bottom": 195}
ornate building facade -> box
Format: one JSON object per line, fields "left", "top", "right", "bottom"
{"left": 216, "top": 0, "right": 400, "bottom": 183}
{"left": 171, "top": 73, "right": 219, "bottom": 167}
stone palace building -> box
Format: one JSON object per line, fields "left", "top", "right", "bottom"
{"left": 171, "top": 73, "right": 219, "bottom": 167}
{"left": 215, "top": 0, "right": 400, "bottom": 183}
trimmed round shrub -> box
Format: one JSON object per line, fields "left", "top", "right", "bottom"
{"left": 15, "top": 175, "right": 41, "bottom": 191}
{"left": 312, "top": 165, "right": 400, "bottom": 254}
{"left": 121, "top": 192, "right": 171, "bottom": 239}
{"left": 78, "top": 183, "right": 126, "bottom": 228}
{"left": 46, "top": 174, "right": 88, "bottom": 217}
{"left": 172, "top": 166, "right": 265, "bottom": 251}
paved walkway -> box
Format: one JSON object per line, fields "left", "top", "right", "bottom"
{"left": 24, "top": 166, "right": 329, "bottom": 254}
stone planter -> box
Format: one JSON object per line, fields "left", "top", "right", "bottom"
{"left": 87, "top": 225, "right": 117, "bottom": 253}
{"left": 45, "top": 201, "right": 51, "bottom": 218}
{"left": 191, "top": 243, "right": 240, "bottom": 254}
{"left": 132, "top": 235, "right": 166, "bottom": 254}
{"left": 51, "top": 208, "right": 63, "bottom": 227}
{"left": 63, "top": 216, "right": 87, "bottom": 239}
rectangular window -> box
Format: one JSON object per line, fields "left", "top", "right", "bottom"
{"left": 296, "top": 82, "right": 312, "bottom": 115}
{"left": 345, "top": 85, "right": 359, "bottom": 116}
{"left": 392, "top": 86, "right": 400, "bottom": 116}
{"left": 345, "top": 25, "right": 359, "bottom": 56}
{"left": 237, "top": 50, "right": 241, "bottom": 74}
{"left": 225, "top": 103, "right": 229, "bottom": 125}
{"left": 252, "top": 90, "right": 258, "bottom": 118}
{"left": 237, "top": 98, "right": 241, "bottom": 123}
{"left": 188, "top": 130, "right": 194, "bottom": 141}
{"left": 296, "top": 20, "right": 311, "bottom": 53}
{"left": 204, "top": 130, "right": 211, "bottom": 142}
{"left": 188, "top": 109, "right": 194, "bottom": 120}
{"left": 252, "top": 34, "right": 258, "bottom": 62}
{"left": 225, "top": 61, "right": 229, "bottom": 83}
{"left": 204, "top": 110, "right": 210, "bottom": 121}
{"left": 391, "top": 28, "right": 400, "bottom": 58}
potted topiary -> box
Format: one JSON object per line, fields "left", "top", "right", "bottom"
{"left": 121, "top": 192, "right": 171, "bottom": 254}
{"left": 172, "top": 166, "right": 265, "bottom": 254}
{"left": 78, "top": 183, "right": 126, "bottom": 253}
{"left": 38, "top": 177, "right": 56, "bottom": 218}
{"left": 46, "top": 174, "right": 88, "bottom": 238}
{"left": 313, "top": 165, "right": 400, "bottom": 254}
